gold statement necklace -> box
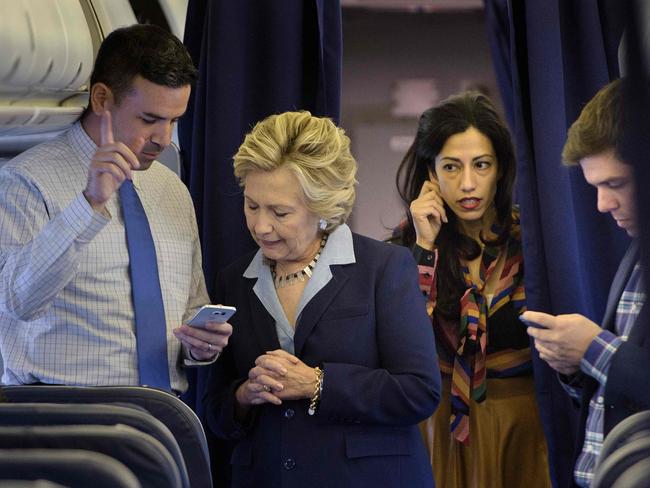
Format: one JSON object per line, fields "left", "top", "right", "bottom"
{"left": 271, "top": 234, "right": 329, "bottom": 288}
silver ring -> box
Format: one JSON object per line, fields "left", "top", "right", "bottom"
{"left": 262, "top": 385, "right": 271, "bottom": 392}
{"left": 207, "top": 343, "right": 213, "bottom": 351}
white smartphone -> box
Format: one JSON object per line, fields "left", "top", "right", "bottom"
{"left": 187, "top": 305, "right": 236, "bottom": 328}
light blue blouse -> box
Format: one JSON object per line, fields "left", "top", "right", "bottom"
{"left": 242, "top": 223, "right": 356, "bottom": 354}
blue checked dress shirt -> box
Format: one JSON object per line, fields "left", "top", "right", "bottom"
{"left": 0, "top": 122, "right": 210, "bottom": 392}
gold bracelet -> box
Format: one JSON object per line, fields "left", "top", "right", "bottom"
{"left": 308, "top": 366, "right": 324, "bottom": 416}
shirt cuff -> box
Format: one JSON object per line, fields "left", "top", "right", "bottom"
{"left": 412, "top": 244, "right": 436, "bottom": 266}
{"left": 580, "top": 329, "right": 623, "bottom": 386}
{"left": 61, "top": 194, "right": 110, "bottom": 243}
{"left": 182, "top": 344, "right": 219, "bottom": 367}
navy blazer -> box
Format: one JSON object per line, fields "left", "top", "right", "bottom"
{"left": 574, "top": 241, "right": 648, "bottom": 466}
{"left": 204, "top": 232, "right": 441, "bottom": 488}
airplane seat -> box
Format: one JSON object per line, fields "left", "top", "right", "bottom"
{"left": 0, "top": 449, "right": 141, "bottom": 488}
{"left": 0, "top": 402, "right": 190, "bottom": 488}
{"left": 0, "top": 481, "right": 69, "bottom": 488}
{"left": 598, "top": 410, "right": 650, "bottom": 462}
{"left": 593, "top": 411, "right": 650, "bottom": 488}
{"left": 158, "top": 140, "right": 183, "bottom": 177}
{"left": 0, "top": 424, "right": 181, "bottom": 488}
{"left": 609, "top": 457, "right": 650, "bottom": 488}
{"left": 1, "top": 385, "right": 213, "bottom": 488}
{"left": 592, "top": 436, "right": 650, "bottom": 488}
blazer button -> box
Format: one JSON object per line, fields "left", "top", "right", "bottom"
{"left": 283, "top": 408, "right": 295, "bottom": 420}
{"left": 283, "top": 458, "right": 296, "bottom": 470}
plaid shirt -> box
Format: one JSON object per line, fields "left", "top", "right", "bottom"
{"left": 565, "top": 262, "right": 645, "bottom": 487}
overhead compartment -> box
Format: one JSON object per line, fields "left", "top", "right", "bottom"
{"left": 0, "top": 0, "right": 93, "bottom": 90}
{"left": 0, "top": 0, "right": 137, "bottom": 151}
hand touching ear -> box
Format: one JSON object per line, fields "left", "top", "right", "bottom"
{"left": 410, "top": 178, "right": 447, "bottom": 250}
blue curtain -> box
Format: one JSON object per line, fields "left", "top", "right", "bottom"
{"left": 621, "top": 1, "right": 650, "bottom": 382}
{"left": 483, "top": 1, "right": 628, "bottom": 486}
{"left": 622, "top": 0, "right": 650, "bottom": 310}
{"left": 179, "top": 1, "right": 342, "bottom": 485}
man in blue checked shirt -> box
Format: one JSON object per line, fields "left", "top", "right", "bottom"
{"left": 0, "top": 25, "right": 232, "bottom": 394}
{"left": 522, "top": 79, "right": 646, "bottom": 487}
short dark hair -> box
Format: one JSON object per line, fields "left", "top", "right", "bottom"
{"left": 89, "top": 24, "right": 198, "bottom": 104}
{"left": 395, "top": 91, "right": 516, "bottom": 320}
{"left": 562, "top": 79, "right": 623, "bottom": 166}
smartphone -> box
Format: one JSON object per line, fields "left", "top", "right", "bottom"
{"left": 519, "top": 314, "right": 548, "bottom": 329}
{"left": 187, "top": 305, "right": 236, "bottom": 328}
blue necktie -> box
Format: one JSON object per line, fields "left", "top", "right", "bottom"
{"left": 120, "top": 179, "right": 171, "bottom": 391}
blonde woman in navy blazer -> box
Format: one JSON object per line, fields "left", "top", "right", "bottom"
{"left": 204, "top": 111, "right": 441, "bottom": 488}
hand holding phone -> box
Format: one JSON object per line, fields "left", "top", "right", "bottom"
{"left": 187, "top": 305, "right": 236, "bottom": 328}
{"left": 519, "top": 312, "right": 548, "bottom": 329}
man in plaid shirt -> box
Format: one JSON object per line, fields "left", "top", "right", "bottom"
{"left": 522, "top": 79, "right": 646, "bottom": 487}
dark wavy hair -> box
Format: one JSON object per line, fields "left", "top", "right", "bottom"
{"left": 395, "top": 92, "right": 516, "bottom": 320}
{"left": 89, "top": 24, "right": 198, "bottom": 105}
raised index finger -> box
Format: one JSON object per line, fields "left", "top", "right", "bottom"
{"left": 100, "top": 110, "right": 115, "bottom": 146}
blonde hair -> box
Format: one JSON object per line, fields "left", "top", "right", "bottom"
{"left": 233, "top": 111, "right": 357, "bottom": 231}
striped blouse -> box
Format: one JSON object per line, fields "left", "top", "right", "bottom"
{"left": 414, "top": 208, "right": 530, "bottom": 443}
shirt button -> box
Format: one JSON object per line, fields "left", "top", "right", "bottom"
{"left": 283, "top": 458, "right": 296, "bottom": 470}
{"left": 597, "top": 396, "right": 604, "bottom": 404}
{"left": 283, "top": 408, "right": 295, "bottom": 420}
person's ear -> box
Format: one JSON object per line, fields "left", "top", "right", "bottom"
{"left": 89, "top": 83, "right": 114, "bottom": 115}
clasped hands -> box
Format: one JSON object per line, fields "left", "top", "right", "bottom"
{"left": 236, "top": 350, "right": 319, "bottom": 407}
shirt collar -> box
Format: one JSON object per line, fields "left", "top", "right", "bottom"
{"left": 243, "top": 223, "right": 356, "bottom": 279}
{"left": 68, "top": 121, "right": 96, "bottom": 167}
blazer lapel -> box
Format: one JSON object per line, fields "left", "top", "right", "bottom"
{"left": 246, "top": 280, "right": 282, "bottom": 353}
{"left": 293, "top": 265, "right": 351, "bottom": 357}
{"left": 602, "top": 240, "right": 639, "bottom": 330}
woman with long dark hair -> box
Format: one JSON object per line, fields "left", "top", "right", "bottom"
{"left": 395, "top": 92, "right": 551, "bottom": 487}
